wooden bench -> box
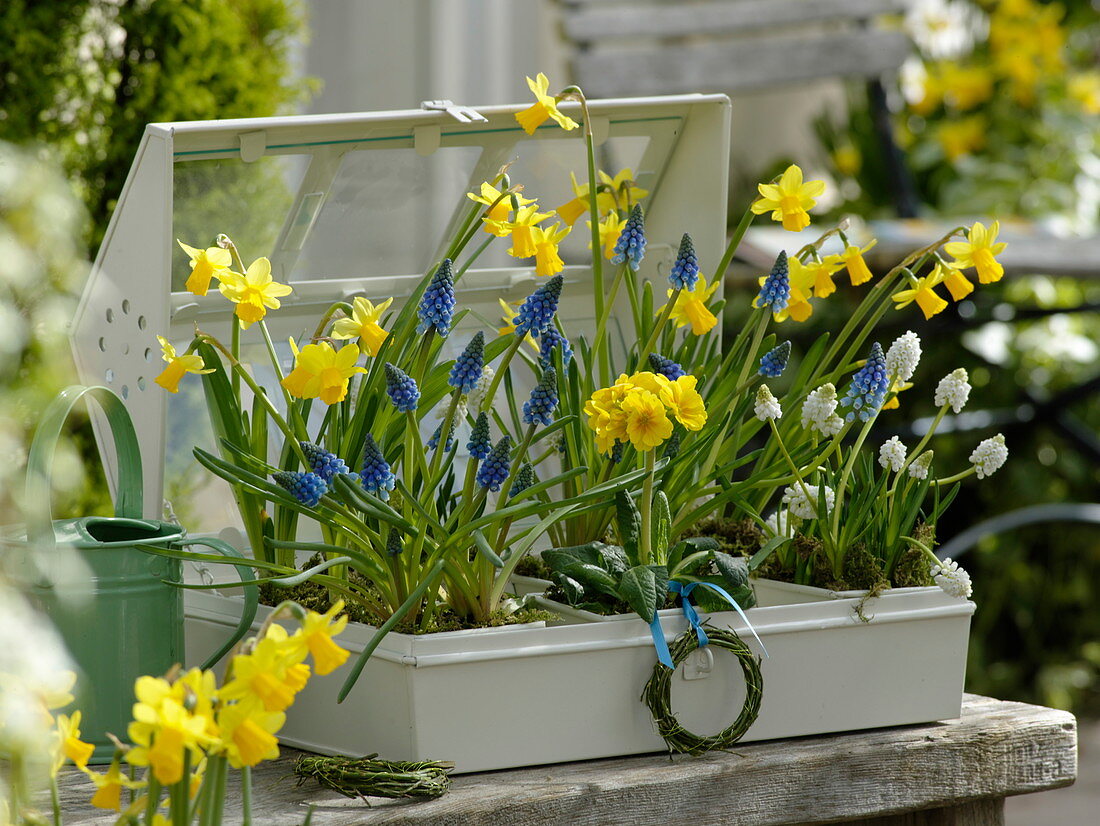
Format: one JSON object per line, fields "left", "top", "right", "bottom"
{"left": 58, "top": 695, "right": 1076, "bottom": 825}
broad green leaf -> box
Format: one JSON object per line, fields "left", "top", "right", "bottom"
{"left": 652, "top": 491, "right": 671, "bottom": 558}
{"left": 615, "top": 490, "right": 641, "bottom": 560}
{"left": 616, "top": 564, "right": 668, "bottom": 623}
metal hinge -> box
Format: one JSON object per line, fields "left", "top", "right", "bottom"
{"left": 421, "top": 99, "right": 487, "bottom": 123}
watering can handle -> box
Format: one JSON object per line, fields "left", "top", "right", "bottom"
{"left": 25, "top": 385, "right": 143, "bottom": 546}
{"left": 177, "top": 536, "right": 260, "bottom": 670}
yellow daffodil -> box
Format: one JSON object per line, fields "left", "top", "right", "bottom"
{"left": 882, "top": 379, "right": 914, "bottom": 411}
{"left": 829, "top": 240, "right": 878, "bottom": 286}
{"left": 220, "top": 626, "right": 311, "bottom": 713}
{"left": 154, "top": 336, "right": 214, "bottom": 393}
{"left": 621, "top": 389, "right": 673, "bottom": 451}
{"left": 177, "top": 240, "right": 232, "bottom": 296}
{"left": 589, "top": 212, "right": 626, "bottom": 261}
{"left": 750, "top": 164, "right": 825, "bottom": 232}
{"left": 126, "top": 699, "right": 210, "bottom": 785}
{"left": 487, "top": 204, "right": 554, "bottom": 259}
{"left": 939, "top": 63, "right": 995, "bottom": 111}
{"left": 936, "top": 116, "right": 986, "bottom": 163}
{"left": 760, "top": 256, "right": 816, "bottom": 323}
{"left": 936, "top": 261, "right": 974, "bottom": 301}
{"left": 660, "top": 276, "right": 719, "bottom": 335}
{"left": 892, "top": 270, "right": 949, "bottom": 320}
{"left": 85, "top": 759, "right": 143, "bottom": 811}
{"left": 498, "top": 299, "right": 539, "bottom": 350}
{"left": 331, "top": 296, "right": 393, "bottom": 357}
{"left": 832, "top": 144, "right": 861, "bottom": 177}
{"left": 215, "top": 703, "right": 284, "bottom": 769}
{"left": 556, "top": 172, "right": 591, "bottom": 226}
{"left": 944, "top": 221, "right": 1008, "bottom": 284}
{"left": 531, "top": 223, "right": 571, "bottom": 277}
{"left": 281, "top": 340, "right": 367, "bottom": 405}
{"left": 515, "top": 73, "right": 579, "bottom": 134}
{"left": 51, "top": 711, "right": 95, "bottom": 775}
{"left": 469, "top": 182, "right": 534, "bottom": 236}
{"left": 284, "top": 601, "right": 350, "bottom": 676}
{"left": 596, "top": 169, "right": 649, "bottom": 214}
{"left": 802, "top": 258, "right": 843, "bottom": 299}
{"left": 217, "top": 257, "right": 293, "bottom": 329}
{"left": 659, "top": 375, "right": 707, "bottom": 431}
{"left": 1068, "top": 72, "right": 1100, "bottom": 115}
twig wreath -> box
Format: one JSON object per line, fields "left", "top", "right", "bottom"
{"left": 641, "top": 627, "right": 763, "bottom": 755}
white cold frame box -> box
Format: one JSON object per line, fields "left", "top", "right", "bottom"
{"left": 71, "top": 93, "right": 731, "bottom": 536}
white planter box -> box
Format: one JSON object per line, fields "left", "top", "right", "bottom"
{"left": 751, "top": 576, "right": 937, "bottom": 607}
{"left": 186, "top": 585, "right": 975, "bottom": 773}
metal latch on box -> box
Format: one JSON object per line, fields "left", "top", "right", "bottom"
{"left": 421, "top": 100, "right": 487, "bottom": 123}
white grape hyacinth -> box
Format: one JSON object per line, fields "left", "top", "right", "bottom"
{"left": 754, "top": 385, "right": 782, "bottom": 421}
{"left": 885, "top": 331, "right": 922, "bottom": 383}
{"left": 764, "top": 508, "right": 799, "bottom": 538}
{"left": 970, "top": 433, "right": 1007, "bottom": 479}
{"left": 909, "top": 450, "right": 934, "bottom": 480}
{"left": 930, "top": 556, "right": 973, "bottom": 599}
{"left": 466, "top": 365, "right": 495, "bottom": 410}
{"left": 934, "top": 368, "right": 971, "bottom": 413}
{"left": 802, "top": 383, "right": 844, "bottom": 436}
{"left": 879, "top": 436, "right": 907, "bottom": 472}
{"left": 782, "top": 484, "right": 835, "bottom": 520}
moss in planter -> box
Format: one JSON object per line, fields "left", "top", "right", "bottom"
{"left": 543, "top": 586, "right": 678, "bottom": 617}
{"left": 893, "top": 547, "right": 935, "bottom": 587}
{"left": 512, "top": 554, "right": 550, "bottom": 579}
{"left": 841, "top": 543, "right": 887, "bottom": 591}
{"left": 690, "top": 517, "right": 764, "bottom": 557}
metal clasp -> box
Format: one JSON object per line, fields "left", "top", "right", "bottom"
{"left": 421, "top": 99, "right": 488, "bottom": 123}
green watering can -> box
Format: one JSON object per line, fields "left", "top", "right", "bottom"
{"left": 0, "top": 385, "right": 257, "bottom": 763}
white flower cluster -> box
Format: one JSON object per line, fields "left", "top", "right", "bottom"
{"left": 905, "top": 0, "right": 986, "bottom": 61}
{"left": 801, "top": 383, "right": 843, "bottom": 437}
{"left": 764, "top": 508, "right": 799, "bottom": 538}
{"left": 879, "top": 436, "right": 907, "bottom": 472}
{"left": 782, "top": 484, "right": 835, "bottom": 520}
{"left": 754, "top": 385, "right": 782, "bottom": 421}
{"left": 930, "top": 557, "right": 973, "bottom": 599}
{"left": 466, "top": 365, "right": 495, "bottom": 410}
{"left": 438, "top": 395, "right": 468, "bottom": 422}
{"left": 909, "top": 450, "right": 934, "bottom": 480}
{"left": 885, "top": 331, "right": 922, "bottom": 383}
{"left": 970, "top": 433, "right": 1007, "bottom": 479}
{"left": 934, "top": 368, "right": 971, "bottom": 413}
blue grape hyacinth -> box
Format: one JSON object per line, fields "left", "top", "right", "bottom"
{"left": 386, "top": 528, "right": 403, "bottom": 556}
{"left": 476, "top": 435, "right": 513, "bottom": 491}
{"left": 510, "top": 462, "right": 535, "bottom": 498}
{"left": 299, "top": 442, "right": 351, "bottom": 484}
{"left": 840, "top": 342, "right": 890, "bottom": 422}
{"left": 513, "top": 274, "right": 563, "bottom": 338}
{"left": 449, "top": 331, "right": 485, "bottom": 393}
{"left": 755, "top": 251, "right": 790, "bottom": 313}
{"left": 523, "top": 367, "right": 559, "bottom": 426}
{"left": 648, "top": 353, "right": 686, "bottom": 381}
{"left": 272, "top": 471, "right": 327, "bottom": 507}
{"left": 417, "top": 258, "right": 456, "bottom": 336}
{"left": 467, "top": 412, "right": 492, "bottom": 460}
{"left": 360, "top": 434, "right": 396, "bottom": 500}
{"left": 669, "top": 233, "right": 699, "bottom": 290}
{"left": 538, "top": 327, "right": 573, "bottom": 370}
{"left": 427, "top": 420, "right": 456, "bottom": 452}
{"left": 758, "top": 341, "right": 792, "bottom": 378}
{"left": 384, "top": 363, "right": 420, "bottom": 411}
{"left": 611, "top": 204, "right": 647, "bottom": 272}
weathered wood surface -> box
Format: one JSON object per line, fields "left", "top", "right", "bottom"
{"left": 58, "top": 695, "right": 1076, "bottom": 826}
{"left": 562, "top": 0, "right": 910, "bottom": 43}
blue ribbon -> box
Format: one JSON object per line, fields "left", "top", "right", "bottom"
{"left": 647, "top": 580, "right": 769, "bottom": 669}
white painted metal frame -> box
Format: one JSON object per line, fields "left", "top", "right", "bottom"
{"left": 72, "top": 94, "right": 731, "bottom": 519}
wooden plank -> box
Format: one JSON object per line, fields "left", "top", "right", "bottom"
{"left": 573, "top": 29, "right": 911, "bottom": 97}
{"left": 563, "top": 0, "right": 911, "bottom": 44}
{"left": 56, "top": 695, "right": 1076, "bottom": 826}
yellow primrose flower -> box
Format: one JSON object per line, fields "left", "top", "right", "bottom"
{"left": 220, "top": 626, "right": 311, "bottom": 713}
{"left": 85, "top": 759, "right": 143, "bottom": 811}
{"left": 596, "top": 168, "right": 649, "bottom": 214}
{"left": 217, "top": 257, "right": 293, "bottom": 329}
{"left": 589, "top": 212, "right": 626, "bottom": 261}
{"left": 621, "top": 389, "right": 673, "bottom": 451}
{"left": 531, "top": 223, "right": 571, "bottom": 277}
{"left": 936, "top": 261, "right": 974, "bottom": 301}
{"left": 620, "top": 370, "right": 671, "bottom": 397}
{"left": 331, "top": 296, "right": 393, "bottom": 357}
{"left": 281, "top": 340, "right": 367, "bottom": 405}
{"left": 215, "top": 703, "right": 284, "bottom": 769}
{"left": 750, "top": 164, "right": 825, "bottom": 232}
{"left": 177, "top": 240, "right": 232, "bottom": 296}
{"left": 659, "top": 375, "right": 707, "bottom": 431}
{"left": 892, "top": 270, "right": 949, "bottom": 320}
{"left": 944, "top": 221, "right": 1008, "bottom": 285}
{"left": 469, "top": 182, "right": 535, "bottom": 236}
{"left": 490, "top": 204, "right": 554, "bottom": 259}
{"left": 829, "top": 240, "right": 878, "bottom": 286}
{"left": 660, "top": 276, "right": 720, "bottom": 335}
{"left": 584, "top": 382, "right": 633, "bottom": 454}
{"left": 52, "top": 711, "right": 95, "bottom": 775}
{"left": 154, "top": 336, "right": 214, "bottom": 393}
{"left": 285, "top": 601, "right": 350, "bottom": 676}
{"left": 515, "top": 73, "right": 579, "bottom": 135}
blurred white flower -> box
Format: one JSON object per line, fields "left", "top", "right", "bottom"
{"left": 905, "top": 0, "right": 986, "bottom": 60}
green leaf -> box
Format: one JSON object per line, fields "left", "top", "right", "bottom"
{"left": 712, "top": 551, "right": 749, "bottom": 590}
{"left": 471, "top": 529, "right": 504, "bottom": 568}
{"left": 748, "top": 535, "right": 792, "bottom": 571}
{"left": 616, "top": 564, "right": 668, "bottom": 623}
{"left": 551, "top": 572, "right": 585, "bottom": 605}
{"left": 597, "top": 542, "right": 629, "bottom": 575}
{"left": 543, "top": 545, "right": 619, "bottom": 596}
{"left": 652, "top": 491, "right": 671, "bottom": 557}
{"left": 615, "top": 490, "right": 641, "bottom": 560}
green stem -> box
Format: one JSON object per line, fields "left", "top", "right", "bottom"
{"left": 50, "top": 776, "right": 61, "bottom": 826}
{"left": 636, "top": 287, "right": 680, "bottom": 366}
{"left": 831, "top": 415, "right": 877, "bottom": 551}
{"left": 578, "top": 94, "right": 604, "bottom": 337}
{"left": 639, "top": 451, "right": 655, "bottom": 565}
{"left": 933, "top": 467, "right": 975, "bottom": 486}
{"left": 711, "top": 205, "right": 756, "bottom": 285}
{"left": 591, "top": 264, "right": 628, "bottom": 385}
{"left": 241, "top": 767, "right": 252, "bottom": 826}
{"left": 479, "top": 335, "right": 524, "bottom": 414}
